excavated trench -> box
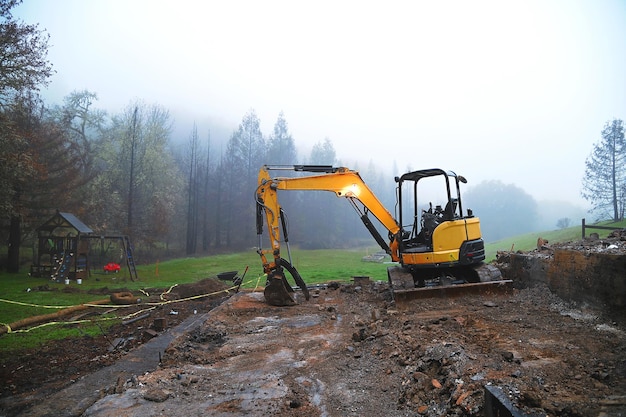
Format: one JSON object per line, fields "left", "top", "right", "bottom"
{"left": 496, "top": 237, "right": 626, "bottom": 324}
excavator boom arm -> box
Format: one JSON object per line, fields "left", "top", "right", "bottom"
{"left": 256, "top": 165, "right": 400, "bottom": 273}
{"left": 256, "top": 165, "right": 401, "bottom": 269}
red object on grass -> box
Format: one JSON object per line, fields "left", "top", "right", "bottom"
{"left": 104, "top": 262, "right": 121, "bottom": 273}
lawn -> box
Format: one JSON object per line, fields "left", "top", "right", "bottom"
{"left": 0, "top": 248, "right": 388, "bottom": 352}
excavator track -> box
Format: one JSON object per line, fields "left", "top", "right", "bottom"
{"left": 388, "top": 263, "right": 512, "bottom": 302}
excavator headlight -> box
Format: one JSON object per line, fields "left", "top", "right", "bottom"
{"left": 344, "top": 183, "right": 360, "bottom": 197}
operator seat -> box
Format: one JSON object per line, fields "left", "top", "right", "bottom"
{"left": 444, "top": 199, "right": 458, "bottom": 220}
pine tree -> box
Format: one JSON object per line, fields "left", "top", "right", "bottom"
{"left": 267, "top": 112, "right": 297, "bottom": 165}
{"left": 581, "top": 119, "right": 626, "bottom": 221}
{"left": 222, "top": 110, "right": 266, "bottom": 247}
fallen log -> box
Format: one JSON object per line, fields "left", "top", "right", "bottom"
{"left": 110, "top": 291, "right": 141, "bottom": 305}
{"left": 0, "top": 299, "right": 111, "bottom": 336}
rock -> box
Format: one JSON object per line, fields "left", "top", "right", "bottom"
{"left": 352, "top": 328, "right": 366, "bottom": 342}
{"left": 522, "top": 389, "right": 543, "bottom": 408}
{"left": 471, "top": 372, "right": 485, "bottom": 381}
{"left": 143, "top": 328, "right": 158, "bottom": 339}
{"left": 143, "top": 388, "right": 171, "bottom": 402}
{"left": 181, "top": 375, "right": 199, "bottom": 386}
{"left": 114, "top": 375, "right": 126, "bottom": 394}
{"left": 537, "top": 237, "right": 550, "bottom": 250}
{"left": 412, "top": 371, "right": 428, "bottom": 382}
{"left": 455, "top": 390, "right": 471, "bottom": 405}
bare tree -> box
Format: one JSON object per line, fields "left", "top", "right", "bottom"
{"left": 94, "top": 102, "right": 179, "bottom": 250}
{"left": 222, "top": 110, "right": 266, "bottom": 248}
{"left": 201, "top": 131, "right": 212, "bottom": 251}
{"left": 214, "top": 154, "right": 226, "bottom": 247}
{"left": 556, "top": 217, "right": 571, "bottom": 229}
{"left": 52, "top": 90, "right": 106, "bottom": 168}
{"left": 185, "top": 124, "right": 200, "bottom": 254}
{"left": 298, "top": 138, "right": 343, "bottom": 248}
{"left": 126, "top": 106, "right": 139, "bottom": 236}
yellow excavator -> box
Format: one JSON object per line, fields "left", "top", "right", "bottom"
{"left": 255, "top": 165, "right": 504, "bottom": 306}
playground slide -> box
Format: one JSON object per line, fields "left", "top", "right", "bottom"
{"left": 53, "top": 253, "right": 73, "bottom": 281}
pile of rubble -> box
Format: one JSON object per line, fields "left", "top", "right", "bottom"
{"left": 537, "top": 229, "right": 626, "bottom": 255}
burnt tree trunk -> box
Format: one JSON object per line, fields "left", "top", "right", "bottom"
{"left": 7, "top": 215, "right": 21, "bottom": 273}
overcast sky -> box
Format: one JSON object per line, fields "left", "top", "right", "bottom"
{"left": 14, "top": 0, "right": 626, "bottom": 208}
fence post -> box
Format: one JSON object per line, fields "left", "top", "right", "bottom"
{"left": 582, "top": 218, "right": 586, "bottom": 239}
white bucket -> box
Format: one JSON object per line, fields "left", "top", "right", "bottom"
{"left": 77, "top": 279, "right": 82, "bottom": 285}
{"left": 64, "top": 278, "right": 70, "bottom": 285}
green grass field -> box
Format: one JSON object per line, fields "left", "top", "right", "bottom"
{"left": 1, "top": 219, "right": 623, "bottom": 352}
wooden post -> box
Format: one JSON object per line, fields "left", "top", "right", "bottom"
{"left": 582, "top": 218, "right": 586, "bottom": 239}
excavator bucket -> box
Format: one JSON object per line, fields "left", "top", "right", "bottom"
{"left": 264, "top": 272, "right": 297, "bottom": 306}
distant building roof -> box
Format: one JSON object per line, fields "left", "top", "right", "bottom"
{"left": 37, "top": 211, "right": 93, "bottom": 235}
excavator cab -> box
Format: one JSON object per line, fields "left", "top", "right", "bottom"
{"left": 395, "top": 169, "right": 470, "bottom": 255}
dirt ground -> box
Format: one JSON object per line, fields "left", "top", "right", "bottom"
{"left": 0, "top": 278, "right": 232, "bottom": 416}
{"left": 1, "top": 246, "right": 625, "bottom": 417}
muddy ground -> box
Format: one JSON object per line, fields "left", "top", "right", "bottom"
{"left": 1, "top": 247, "right": 625, "bottom": 416}
{"left": 0, "top": 278, "right": 232, "bottom": 416}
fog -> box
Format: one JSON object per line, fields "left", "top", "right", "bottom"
{"left": 15, "top": 0, "right": 626, "bottom": 209}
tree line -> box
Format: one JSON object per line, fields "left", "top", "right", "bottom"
{"left": 1, "top": 0, "right": 623, "bottom": 273}
{"left": 0, "top": 78, "right": 398, "bottom": 270}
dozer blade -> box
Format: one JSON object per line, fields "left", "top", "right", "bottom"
{"left": 264, "top": 274, "right": 297, "bottom": 306}
{"left": 388, "top": 264, "right": 512, "bottom": 303}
